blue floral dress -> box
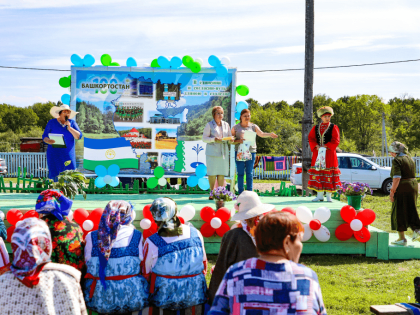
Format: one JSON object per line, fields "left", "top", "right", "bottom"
{"left": 42, "top": 118, "right": 82, "bottom": 181}
{"left": 147, "top": 227, "right": 208, "bottom": 310}
{"left": 84, "top": 230, "right": 149, "bottom": 314}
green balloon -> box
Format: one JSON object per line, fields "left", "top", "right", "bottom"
{"left": 182, "top": 55, "right": 193, "bottom": 67}
{"left": 110, "top": 62, "right": 120, "bottom": 66}
{"left": 146, "top": 177, "right": 158, "bottom": 189}
{"left": 101, "top": 54, "right": 112, "bottom": 66}
{"left": 154, "top": 166, "right": 165, "bottom": 179}
{"left": 151, "top": 59, "right": 160, "bottom": 68}
{"left": 190, "top": 62, "right": 201, "bottom": 73}
{"left": 59, "top": 76, "right": 71, "bottom": 88}
{"left": 235, "top": 120, "right": 240, "bottom": 124}
{"left": 236, "top": 85, "right": 250, "bottom": 96}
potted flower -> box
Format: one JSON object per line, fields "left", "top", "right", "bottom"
{"left": 338, "top": 181, "right": 373, "bottom": 210}
{"left": 210, "top": 186, "right": 237, "bottom": 210}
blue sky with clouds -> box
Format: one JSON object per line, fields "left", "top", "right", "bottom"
{"left": 0, "top": 0, "right": 419, "bottom": 107}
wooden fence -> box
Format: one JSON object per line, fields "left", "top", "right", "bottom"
{"left": 2, "top": 152, "right": 420, "bottom": 180}
{"left": 0, "top": 152, "right": 48, "bottom": 178}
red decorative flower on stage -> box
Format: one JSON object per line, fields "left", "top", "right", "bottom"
{"left": 200, "top": 206, "right": 231, "bottom": 237}
{"left": 140, "top": 204, "right": 159, "bottom": 240}
{"left": 6, "top": 209, "right": 39, "bottom": 242}
{"left": 73, "top": 207, "right": 104, "bottom": 239}
{"left": 335, "top": 205, "right": 376, "bottom": 243}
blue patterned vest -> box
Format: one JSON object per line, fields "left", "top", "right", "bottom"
{"left": 84, "top": 229, "right": 149, "bottom": 314}
{"left": 148, "top": 226, "right": 207, "bottom": 310}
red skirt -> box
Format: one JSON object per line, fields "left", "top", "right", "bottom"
{"left": 308, "top": 167, "right": 341, "bottom": 192}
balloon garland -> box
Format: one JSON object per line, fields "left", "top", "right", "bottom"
{"left": 200, "top": 206, "right": 231, "bottom": 238}
{"left": 296, "top": 206, "right": 331, "bottom": 242}
{"left": 335, "top": 205, "right": 376, "bottom": 243}
{"left": 6, "top": 209, "right": 39, "bottom": 242}
{"left": 73, "top": 207, "right": 104, "bottom": 238}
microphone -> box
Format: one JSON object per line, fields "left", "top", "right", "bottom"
{"left": 65, "top": 116, "right": 69, "bottom": 129}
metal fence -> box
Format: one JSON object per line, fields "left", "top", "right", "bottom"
{"left": 0, "top": 152, "right": 48, "bottom": 178}
{"left": 367, "top": 156, "right": 420, "bottom": 177}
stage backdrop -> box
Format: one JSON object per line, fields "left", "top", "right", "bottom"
{"left": 70, "top": 67, "right": 237, "bottom": 177}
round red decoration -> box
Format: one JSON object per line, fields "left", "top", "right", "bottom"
{"left": 354, "top": 227, "right": 371, "bottom": 243}
{"left": 73, "top": 208, "right": 89, "bottom": 225}
{"left": 200, "top": 222, "right": 215, "bottom": 237}
{"left": 23, "top": 210, "right": 39, "bottom": 220}
{"left": 340, "top": 205, "right": 356, "bottom": 223}
{"left": 143, "top": 204, "right": 153, "bottom": 220}
{"left": 356, "top": 209, "right": 376, "bottom": 226}
{"left": 335, "top": 223, "right": 354, "bottom": 241}
{"left": 200, "top": 206, "right": 215, "bottom": 222}
{"left": 215, "top": 207, "right": 230, "bottom": 222}
{"left": 216, "top": 222, "right": 230, "bottom": 237}
{"left": 309, "top": 219, "right": 321, "bottom": 231}
{"left": 179, "top": 217, "right": 185, "bottom": 224}
{"left": 281, "top": 207, "right": 296, "bottom": 216}
{"left": 6, "top": 226, "right": 15, "bottom": 243}
{"left": 7, "top": 209, "right": 23, "bottom": 226}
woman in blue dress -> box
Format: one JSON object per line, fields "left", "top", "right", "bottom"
{"left": 42, "top": 104, "right": 82, "bottom": 181}
{"left": 142, "top": 197, "right": 208, "bottom": 313}
{"left": 84, "top": 200, "right": 149, "bottom": 314}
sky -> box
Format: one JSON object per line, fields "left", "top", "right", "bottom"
{"left": 0, "top": 0, "right": 419, "bottom": 107}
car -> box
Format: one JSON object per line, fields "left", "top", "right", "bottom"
{"left": 0, "top": 158, "right": 7, "bottom": 176}
{"left": 290, "top": 153, "right": 392, "bottom": 194}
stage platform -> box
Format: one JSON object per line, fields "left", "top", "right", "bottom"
{"left": 0, "top": 193, "right": 419, "bottom": 260}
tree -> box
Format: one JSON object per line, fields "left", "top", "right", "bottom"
{"left": 30, "top": 101, "right": 56, "bottom": 129}
{"left": 1, "top": 105, "right": 39, "bottom": 133}
{"left": 302, "top": 0, "right": 315, "bottom": 196}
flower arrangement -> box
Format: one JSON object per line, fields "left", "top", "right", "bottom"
{"left": 338, "top": 181, "right": 373, "bottom": 196}
{"left": 210, "top": 186, "right": 237, "bottom": 201}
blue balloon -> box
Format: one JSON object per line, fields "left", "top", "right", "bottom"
{"left": 236, "top": 101, "right": 249, "bottom": 113}
{"left": 198, "top": 178, "right": 210, "bottom": 191}
{"left": 61, "top": 94, "right": 71, "bottom": 105}
{"left": 83, "top": 54, "right": 95, "bottom": 67}
{"left": 95, "top": 165, "right": 107, "bottom": 177}
{"left": 235, "top": 112, "right": 241, "bottom": 120}
{"left": 70, "top": 54, "right": 83, "bottom": 67}
{"left": 95, "top": 177, "right": 106, "bottom": 188}
{"left": 195, "top": 164, "right": 207, "bottom": 178}
{"left": 108, "top": 164, "right": 120, "bottom": 177}
{"left": 109, "top": 176, "right": 120, "bottom": 187}
{"left": 187, "top": 176, "right": 198, "bottom": 187}
{"left": 157, "top": 56, "right": 170, "bottom": 69}
{"left": 208, "top": 55, "right": 221, "bottom": 67}
{"left": 216, "top": 65, "right": 228, "bottom": 77}
{"left": 170, "top": 56, "right": 182, "bottom": 69}
{"left": 126, "top": 57, "right": 137, "bottom": 67}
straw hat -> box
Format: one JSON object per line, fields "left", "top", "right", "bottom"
{"left": 50, "top": 104, "right": 78, "bottom": 119}
{"left": 231, "top": 191, "right": 275, "bottom": 221}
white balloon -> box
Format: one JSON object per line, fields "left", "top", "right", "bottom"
{"left": 302, "top": 223, "right": 313, "bottom": 242}
{"left": 143, "top": 63, "right": 150, "bottom": 67}
{"left": 131, "top": 210, "right": 136, "bottom": 221}
{"left": 296, "top": 206, "right": 313, "bottom": 224}
{"left": 220, "top": 56, "right": 230, "bottom": 66}
{"left": 210, "top": 217, "right": 222, "bottom": 229}
{"left": 313, "top": 225, "right": 331, "bottom": 242}
{"left": 67, "top": 210, "right": 73, "bottom": 222}
{"left": 195, "top": 58, "right": 203, "bottom": 65}
{"left": 313, "top": 207, "right": 331, "bottom": 223}
{"left": 83, "top": 220, "right": 94, "bottom": 231}
{"left": 179, "top": 205, "right": 195, "bottom": 222}
{"left": 158, "top": 177, "right": 167, "bottom": 186}
{"left": 140, "top": 219, "right": 152, "bottom": 230}
{"left": 0, "top": 211, "right": 4, "bottom": 221}
{"left": 103, "top": 175, "right": 112, "bottom": 184}
{"left": 350, "top": 219, "right": 363, "bottom": 231}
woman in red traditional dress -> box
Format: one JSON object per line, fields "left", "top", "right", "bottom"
{"left": 308, "top": 106, "right": 341, "bottom": 202}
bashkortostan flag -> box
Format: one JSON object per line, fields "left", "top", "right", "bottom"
{"left": 83, "top": 138, "right": 138, "bottom": 171}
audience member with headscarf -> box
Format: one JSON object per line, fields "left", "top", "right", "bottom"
{"left": 0, "top": 217, "right": 87, "bottom": 315}
{"left": 388, "top": 141, "right": 420, "bottom": 246}
{"left": 142, "top": 197, "right": 208, "bottom": 311}
{"left": 209, "top": 212, "right": 326, "bottom": 315}
{"left": 208, "top": 191, "right": 275, "bottom": 303}
{"left": 0, "top": 215, "right": 9, "bottom": 268}
{"left": 84, "top": 200, "right": 149, "bottom": 314}
{"left": 35, "top": 189, "right": 85, "bottom": 270}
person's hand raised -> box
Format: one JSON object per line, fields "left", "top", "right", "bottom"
{"left": 270, "top": 133, "right": 278, "bottom": 139}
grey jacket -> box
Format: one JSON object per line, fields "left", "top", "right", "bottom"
{"left": 202, "top": 120, "right": 232, "bottom": 157}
